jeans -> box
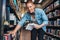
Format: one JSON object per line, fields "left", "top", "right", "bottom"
{"left": 31, "top": 28, "right": 45, "bottom": 40}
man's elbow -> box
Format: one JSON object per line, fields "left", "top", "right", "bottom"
{"left": 43, "top": 21, "right": 48, "bottom": 26}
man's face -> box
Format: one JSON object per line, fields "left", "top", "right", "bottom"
{"left": 26, "top": 3, "right": 35, "bottom": 13}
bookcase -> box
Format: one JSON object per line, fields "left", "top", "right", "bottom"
{"left": 44, "top": 0, "right": 60, "bottom": 40}
{"left": 2, "top": 0, "right": 21, "bottom": 40}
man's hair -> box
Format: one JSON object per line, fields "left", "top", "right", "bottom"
{"left": 26, "top": 0, "right": 34, "bottom": 5}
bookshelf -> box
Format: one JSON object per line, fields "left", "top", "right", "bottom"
{"left": 2, "top": 0, "right": 21, "bottom": 40}
{"left": 0, "top": 0, "right": 4, "bottom": 40}
{"left": 46, "top": 5, "right": 60, "bottom": 14}
{"left": 48, "top": 16, "right": 60, "bottom": 21}
{"left": 47, "top": 26, "right": 60, "bottom": 29}
{"left": 45, "top": 32, "right": 60, "bottom": 39}
{"left": 44, "top": 0, "right": 60, "bottom": 40}
{"left": 44, "top": 0, "right": 58, "bottom": 9}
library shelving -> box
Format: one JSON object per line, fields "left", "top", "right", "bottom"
{"left": 44, "top": 0, "right": 60, "bottom": 40}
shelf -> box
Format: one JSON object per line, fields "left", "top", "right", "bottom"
{"left": 45, "top": 32, "right": 60, "bottom": 39}
{"left": 46, "top": 5, "right": 60, "bottom": 14}
{"left": 15, "top": 13, "right": 20, "bottom": 20}
{"left": 46, "top": 26, "right": 60, "bottom": 29}
{"left": 44, "top": 0, "right": 57, "bottom": 9}
{"left": 48, "top": 16, "right": 60, "bottom": 20}
{"left": 4, "top": 25, "right": 16, "bottom": 34}
{"left": 14, "top": 12, "right": 20, "bottom": 21}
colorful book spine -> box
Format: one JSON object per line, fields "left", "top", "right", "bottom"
{"left": 3, "top": 34, "right": 12, "bottom": 40}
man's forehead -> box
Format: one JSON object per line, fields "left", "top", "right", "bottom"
{"left": 27, "top": 3, "right": 34, "bottom": 6}
{"left": 27, "top": 2, "right": 33, "bottom": 4}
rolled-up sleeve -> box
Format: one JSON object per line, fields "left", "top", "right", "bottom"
{"left": 40, "top": 9, "right": 48, "bottom": 25}
{"left": 18, "top": 13, "right": 27, "bottom": 27}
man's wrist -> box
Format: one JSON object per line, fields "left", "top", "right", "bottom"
{"left": 13, "top": 30, "right": 17, "bottom": 33}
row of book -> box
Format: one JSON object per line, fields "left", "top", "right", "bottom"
{"left": 47, "top": 29, "right": 60, "bottom": 35}
{"left": 3, "top": 34, "right": 19, "bottom": 40}
{"left": 44, "top": 36, "right": 59, "bottom": 40}
{"left": 54, "top": 0, "right": 60, "bottom": 8}
{"left": 48, "top": 19, "right": 60, "bottom": 26}
{"left": 44, "top": 0, "right": 60, "bottom": 13}
{"left": 47, "top": 10, "right": 60, "bottom": 18}
{"left": 44, "top": 29, "right": 60, "bottom": 40}
{"left": 44, "top": 0, "right": 60, "bottom": 40}
{"left": 3, "top": 34, "right": 12, "bottom": 40}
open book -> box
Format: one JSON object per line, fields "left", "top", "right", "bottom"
{"left": 25, "top": 23, "right": 35, "bottom": 31}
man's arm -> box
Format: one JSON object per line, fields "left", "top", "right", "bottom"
{"left": 13, "top": 24, "right": 21, "bottom": 33}
{"left": 9, "top": 13, "right": 28, "bottom": 35}
{"left": 14, "top": 13, "right": 28, "bottom": 32}
{"left": 34, "top": 23, "right": 47, "bottom": 29}
{"left": 34, "top": 9, "right": 48, "bottom": 29}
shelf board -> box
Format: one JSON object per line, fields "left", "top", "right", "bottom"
{"left": 14, "top": 12, "right": 20, "bottom": 21}
{"left": 45, "top": 32, "right": 60, "bottom": 39}
{"left": 46, "top": 5, "right": 60, "bottom": 14}
{"left": 48, "top": 16, "right": 60, "bottom": 20}
{"left": 44, "top": 0, "right": 57, "bottom": 9}
{"left": 46, "top": 26, "right": 60, "bottom": 29}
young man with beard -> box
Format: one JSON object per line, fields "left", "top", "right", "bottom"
{"left": 9, "top": 1, "right": 48, "bottom": 40}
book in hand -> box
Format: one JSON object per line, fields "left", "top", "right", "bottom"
{"left": 25, "top": 23, "right": 35, "bottom": 31}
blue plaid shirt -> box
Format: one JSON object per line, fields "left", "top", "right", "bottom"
{"left": 18, "top": 8, "right": 48, "bottom": 32}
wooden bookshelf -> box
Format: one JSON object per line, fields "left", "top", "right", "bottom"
{"left": 44, "top": 0, "right": 57, "bottom": 9}
{"left": 46, "top": 26, "right": 60, "bottom": 29}
{"left": 15, "top": 12, "right": 21, "bottom": 20}
{"left": 46, "top": 5, "right": 60, "bottom": 14}
{"left": 48, "top": 16, "right": 60, "bottom": 21}
{"left": 45, "top": 32, "right": 60, "bottom": 39}
{"left": 14, "top": 11, "right": 20, "bottom": 21}
{"left": 44, "top": 0, "right": 60, "bottom": 40}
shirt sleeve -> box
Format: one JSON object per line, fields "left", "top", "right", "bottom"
{"left": 18, "top": 13, "right": 28, "bottom": 27}
{"left": 40, "top": 9, "right": 48, "bottom": 25}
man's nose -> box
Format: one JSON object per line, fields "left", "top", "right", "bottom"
{"left": 28, "top": 8, "right": 31, "bottom": 10}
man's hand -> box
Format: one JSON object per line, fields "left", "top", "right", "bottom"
{"left": 9, "top": 30, "right": 16, "bottom": 37}
{"left": 34, "top": 24, "right": 41, "bottom": 29}
{"left": 34, "top": 23, "right": 47, "bottom": 29}
{"left": 9, "top": 25, "right": 21, "bottom": 37}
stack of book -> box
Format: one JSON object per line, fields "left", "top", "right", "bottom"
{"left": 45, "top": 4, "right": 54, "bottom": 12}
{"left": 3, "top": 34, "right": 12, "bottom": 40}
{"left": 54, "top": 0, "right": 60, "bottom": 7}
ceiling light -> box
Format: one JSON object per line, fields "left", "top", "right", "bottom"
{"left": 38, "top": 0, "right": 43, "bottom": 3}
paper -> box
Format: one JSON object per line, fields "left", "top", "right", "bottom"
{"left": 25, "top": 23, "right": 35, "bottom": 31}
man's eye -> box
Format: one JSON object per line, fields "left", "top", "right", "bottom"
{"left": 30, "top": 6, "right": 32, "bottom": 8}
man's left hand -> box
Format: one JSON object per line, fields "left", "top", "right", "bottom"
{"left": 34, "top": 24, "right": 42, "bottom": 29}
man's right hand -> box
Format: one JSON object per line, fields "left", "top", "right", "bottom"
{"left": 8, "top": 25, "right": 21, "bottom": 37}
{"left": 8, "top": 30, "right": 16, "bottom": 37}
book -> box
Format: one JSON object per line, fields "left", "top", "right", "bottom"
{"left": 51, "top": 29, "right": 55, "bottom": 35}
{"left": 54, "top": 0, "right": 60, "bottom": 7}
{"left": 55, "top": 10, "right": 60, "bottom": 16}
{"left": 58, "top": 30, "right": 60, "bottom": 36}
{"left": 54, "top": 21, "right": 57, "bottom": 26}
{"left": 49, "top": 21, "right": 54, "bottom": 26}
{"left": 25, "top": 23, "right": 35, "bottom": 31}
{"left": 53, "top": 11, "right": 56, "bottom": 17}
{"left": 57, "top": 19, "right": 60, "bottom": 26}
{"left": 3, "top": 34, "right": 12, "bottom": 40}
{"left": 47, "top": 29, "right": 51, "bottom": 33}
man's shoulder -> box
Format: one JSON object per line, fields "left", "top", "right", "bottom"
{"left": 35, "top": 8, "right": 43, "bottom": 11}
{"left": 23, "top": 12, "right": 30, "bottom": 17}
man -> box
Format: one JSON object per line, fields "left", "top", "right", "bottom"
{"left": 9, "top": 1, "right": 48, "bottom": 40}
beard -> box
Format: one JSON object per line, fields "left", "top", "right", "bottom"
{"left": 29, "top": 12, "right": 35, "bottom": 15}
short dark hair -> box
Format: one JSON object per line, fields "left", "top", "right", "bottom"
{"left": 26, "top": 0, "right": 34, "bottom": 5}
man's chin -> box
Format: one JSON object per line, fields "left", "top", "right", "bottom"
{"left": 30, "top": 11, "right": 34, "bottom": 13}
{"left": 29, "top": 12, "right": 35, "bottom": 15}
